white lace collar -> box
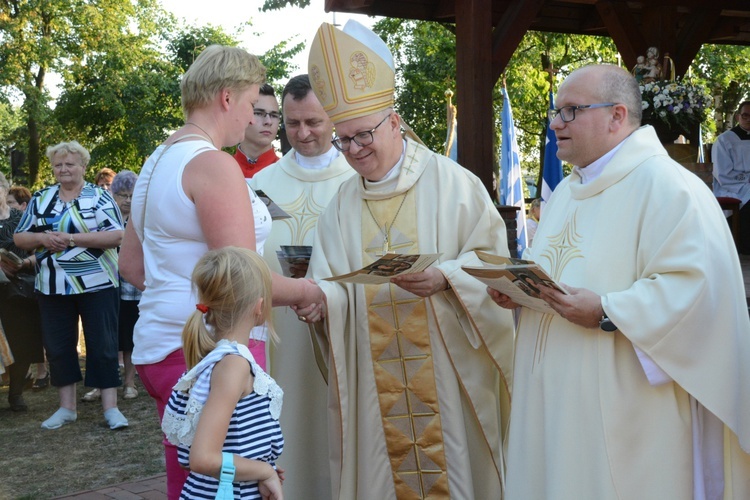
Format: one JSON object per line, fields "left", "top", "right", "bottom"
{"left": 162, "top": 340, "right": 283, "bottom": 447}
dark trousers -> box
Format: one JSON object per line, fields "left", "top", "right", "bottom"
{"left": 0, "top": 293, "right": 44, "bottom": 402}
{"left": 37, "top": 287, "right": 121, "bottom": 388}
{"left": 739, "top": 203, "right": 750, "bottom": 255}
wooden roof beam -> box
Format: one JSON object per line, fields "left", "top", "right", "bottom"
{"left": 455, "top": 0, "right": 495, "bottom": 197}
{"left": 673, "top": 8, "right": 722, "bottom": 76}
{"left": 490, "top": 0, "right": 545, "bottom": 82}
{"left": 595, "top": 0, "right": 646, "bottom": 70}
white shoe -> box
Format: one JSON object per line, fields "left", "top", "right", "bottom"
{"left": 104, "top": 407, "right": 129, "bottom": 430}
{"left": 41, "top": 408, "right": 77, "bottom": 430}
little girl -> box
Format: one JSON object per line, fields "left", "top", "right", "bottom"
{"left": 162, "top": 247, "right": 284, "bottom": 499}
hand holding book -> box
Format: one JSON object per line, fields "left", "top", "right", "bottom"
{"left": 462, "top": 251, "right": 567, "bottom": 315}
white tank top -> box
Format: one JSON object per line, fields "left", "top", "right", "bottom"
{"left": 131, "top": 139, "right": 271, "bottom": 364}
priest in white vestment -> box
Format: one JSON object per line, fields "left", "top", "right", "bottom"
{"left": 490, "top": 64, "right": 750, "bottom": 500}
{"left": 249, "top": 74, "right": 355, "bottom": 500}
{"left": 298, "top": 21, "right": 516, "bottom": 499}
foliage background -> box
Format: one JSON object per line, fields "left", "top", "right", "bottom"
{"left": 0, "top": 0, "right": 303, "bottom": 189}
{"left": 0, "top": 1, "right": 748, "bottom": 195}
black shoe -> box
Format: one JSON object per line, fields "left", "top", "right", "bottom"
{"left": 32, "top": 373, "right": 50, "bottom": 391}
{"left": 9, "top": 395, "right": 28, "bottom": 412}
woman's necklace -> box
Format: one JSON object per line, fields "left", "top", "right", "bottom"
{"left": 185, "top": 122, "right": 215, "bottom": 146}
{"left": 364, "top": 193, "right": 408, "bottom": 256}
{"left": 58, "top": 184, "right": 83, "bottom": 203}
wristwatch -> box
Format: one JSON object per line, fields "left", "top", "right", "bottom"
{"left": 599, "top": 314, "right": 617, "bottom": 332}
{"left": 68, "top": 234, "right": 75, "bottom": 247}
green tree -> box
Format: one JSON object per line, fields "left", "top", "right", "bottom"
{"left": 168, "top": 25, "right": 239, "bottom": 72}
{"left": 0, "top": 0, "right": 175, "bottom": 187}
{"left": 258, "top": 37, "right": 305, "bottom": 89}
{"left": 693, "top": 44, "right": 750, "bottom": 133}
{"left": 54, "top": 19, "right": 303, "bottom": 176}
{"left": 375, "top": 19, "right": 457, "bottom": 153}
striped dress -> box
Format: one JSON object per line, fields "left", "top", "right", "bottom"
{"left": 162, "top": 341, "right": 284, "bottom": 500}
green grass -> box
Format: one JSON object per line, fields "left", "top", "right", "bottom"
{"left": 0, "top": 361, "right": 164, "bottom": 499}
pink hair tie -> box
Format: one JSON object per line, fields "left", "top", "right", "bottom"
{"left": 196, "top": 304, "right": 209, "bottom": 314}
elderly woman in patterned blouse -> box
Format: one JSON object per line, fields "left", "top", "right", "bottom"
{"left": 14, "top": 141, "right": 128, "bottom": 431}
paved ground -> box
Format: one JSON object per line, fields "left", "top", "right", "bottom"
{"left": 53, "top": 474, "right": 167, "bottom": 499}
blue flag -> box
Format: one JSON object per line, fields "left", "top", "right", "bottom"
{"left": 542, "top": 91, "right": 563, "bottom": 202}
{"left": 501, "top": 88, "right": 527, "bottom": 256}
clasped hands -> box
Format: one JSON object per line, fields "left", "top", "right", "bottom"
{"left": 44, "top": 231, "right": 72, "bottom": 253}
{"left": 487, "top": 283, "right": 604, "bottom": 329}
{"left": 292, "top": 279, "right": 326, "bottom": 324}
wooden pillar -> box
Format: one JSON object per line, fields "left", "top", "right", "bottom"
{"left": 455, "top": 0, "right": 495, "bottom": 199}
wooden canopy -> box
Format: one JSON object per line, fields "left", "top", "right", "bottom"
{"left": 324, "top": 0, "right": 750, "bottom": 197}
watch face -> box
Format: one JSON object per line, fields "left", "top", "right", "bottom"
{"left": 600, "top": 318, "right": 617, "bottom": 332}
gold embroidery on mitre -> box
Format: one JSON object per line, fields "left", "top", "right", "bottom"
{"left": 309, "top": 64, "right": 328, "bottom": 101}
{"left": 308, "top": 22, "right": 395, "bottom": 124}
{"left": 349, "top": 51, "right": 376, "bottom": 90}
{"left": 363, "top": 193, "right": 449, "bottom": 499}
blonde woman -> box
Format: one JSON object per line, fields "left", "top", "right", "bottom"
{"left": 119, "top": 45, "right": 323, "bottom": 499}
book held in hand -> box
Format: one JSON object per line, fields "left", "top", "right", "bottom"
{"left": 0, "top": 248, "right": 24, "bottom": 267}
{"left": 462, "top": 250, "right": 567, "bottom": 315}
{"left": 276, "top": 245, "right": 312, "bottom": 278}
{"left": 255, "top": 189, "right": 291, "bottom": 220}
{"left": 325, "top": 253, "right": 441, "bottom": 285}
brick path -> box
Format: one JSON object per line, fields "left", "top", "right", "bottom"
{"left": 53, "top": 474, "right": 166, "bottom": 499}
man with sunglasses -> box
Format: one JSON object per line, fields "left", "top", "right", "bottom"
{"left": 233, "top": 83, "right": 281, "bottom": 178}
{"left": 489, "top": 64, "right": 750, "bottom": 499}
{"left": 713, "top": 100, "right": 750, "bottom": 254}
{"left": 303, "top": 20, "right": 515, "bottom": 500}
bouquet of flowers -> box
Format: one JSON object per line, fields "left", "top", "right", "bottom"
{"left": 640, "top": 79, "right": 713, "bottom": 132}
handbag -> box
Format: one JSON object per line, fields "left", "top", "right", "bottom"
{"left": 0, "top": 273, "right": 36, "bottom": 301}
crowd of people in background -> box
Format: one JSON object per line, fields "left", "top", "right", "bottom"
{"left": 1, "top": 20, "right": 750, "bottom": 500}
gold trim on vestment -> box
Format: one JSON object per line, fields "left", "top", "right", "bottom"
{"left": 363, "top": 191, "right": 449, "bottom": 499}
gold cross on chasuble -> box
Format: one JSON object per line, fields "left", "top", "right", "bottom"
{"left": 363, "top": 192, "right": 414, "bottom": 258}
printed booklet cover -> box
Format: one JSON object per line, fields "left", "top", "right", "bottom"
{"left": 462, "top": 250, "right": 567, "bottom": 314}
{"left": 325, "top": 253, "right": 441, "bottom": 285}
{"left": 255, "top": 189, "right": 291, "bottom": 220}
{"left": 276, "top": 245, "right": 312, "bottom": 278}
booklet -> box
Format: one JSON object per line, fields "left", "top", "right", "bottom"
{"left": 325, "top": 253, "right": 441, "bottom": 285}
{"left": 276, "top": 245, "right": 312, "bottom": 278}
{"left": 255, "top": 189, "right": 291, "bottom": 220}
{"left": 0, "top": 248, "right": 24, "bottom": 267}
{"left": 461, "top": 250, "right": 567, "bottom": 315}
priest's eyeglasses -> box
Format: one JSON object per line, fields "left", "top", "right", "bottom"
{"left": 332, "top": 113, "right": 391, "bottom": 152}
{"left": 548, "top": 103, "right": 617, "bottom": 123}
